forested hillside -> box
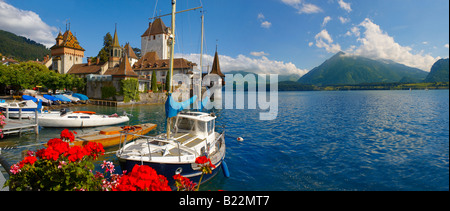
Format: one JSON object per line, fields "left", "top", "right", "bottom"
{"left": 0, "top": 29, "right": 50, "bottom": 61}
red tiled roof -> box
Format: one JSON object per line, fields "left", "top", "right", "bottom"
{"left": 132, "top": 52, "right": 196, "bottom": 71}
{"left": 50, "top": 30, "right": 85, "bottom": 51}
{"left": 124, "top": 43, "right": 138, "bottom": 59}
{"left": 67, "top": 62, "right": 105, "bottom": 75}
{"left": 104, "top": 54, "right": 138, "bottom": 77}
{"left": 141, "top": 18, "right": 170, "bottom": 37}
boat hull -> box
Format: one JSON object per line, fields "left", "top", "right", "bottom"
{"left": 118, "top": 156, "right": 223, "bottom": 188}
{"left": 38, "top": 115, "right": 129, "bottom": 128}
{"left": 73, "top": 123, "right": 157, "bottom": 148}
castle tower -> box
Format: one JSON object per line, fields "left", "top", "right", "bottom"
{"left": 109, "top": 25, "right": 122, "bottom": 68}
{"left": 141, "top": 18, "right": 171, "bottom": 59}
{"left": 50, "top": 29, "right": 85, "bottom": 74}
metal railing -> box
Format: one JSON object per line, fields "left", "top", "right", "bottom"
{"left": 117, "top": 131, "right": 200, "bottom": 162}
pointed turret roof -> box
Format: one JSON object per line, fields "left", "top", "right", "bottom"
{"left": 141, "top": 18, "right": 170, "bottom": 37}
{"left": 124, "top": 43, "right": 138, "bottom": 59}
{"left": 50, "top": 29, "right": 85, "bottom": 51}
{"left": 112, "top": 26, "right": 120, "bottom": 47}
{"left": 56, "top": 30, "right": 63, "bottom": 40}
{"left": 210, "top": 50, "right": 224, "bottom": 77}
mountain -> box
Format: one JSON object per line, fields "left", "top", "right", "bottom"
{"left": 297, "top": 52, "right": 429, "bottom": 86}
{"left": 0, "top": 29, "right": 50, "bottom": 61}
{"left": 424, "top": 58, "right": 449, "bottom": 82}
{"left": 224, "top": 70, "right": 301, "bottom": 82}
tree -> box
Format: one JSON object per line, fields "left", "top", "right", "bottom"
{"left": 165, "top": 71, "right": 171, "bottom": 92}
{"left": 97, "top": 32, "right": 113, "bottom": 63}
{"left": 151, "top": 70, "right": 158, "bottom": 92}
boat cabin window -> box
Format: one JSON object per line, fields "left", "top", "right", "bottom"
{"left": 197, "top": 121, "right": 206, "bottom": 135}
{"left": 207, "top": 120, "right": 215, "bottom": 135}
{"left": 68, "top": 116, "right": 78, "bottom": 118}
{"left": 177, "top": 118, "right": 195, "bottom": 131}
{"left": 80, "top": 116, "right": 90, "bottom": 119}
{"left": 176, "top": 116, "right": 215, "bottom": 136}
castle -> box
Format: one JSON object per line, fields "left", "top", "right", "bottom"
{"left": 49, "top": 18, "right": 223, "bottom": 99}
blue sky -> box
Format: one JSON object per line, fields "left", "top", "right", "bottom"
{"left": 1, "top": 0, "right": 449, "bottom": 74}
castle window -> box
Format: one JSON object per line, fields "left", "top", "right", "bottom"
{"left": 153, "top": 35, "right": 156, "bottom": 40}
{"left": 114, "top": 49, "right": 118, "bottom": 57}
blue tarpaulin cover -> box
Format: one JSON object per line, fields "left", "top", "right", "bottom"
{"left": 165, "top": 93, "right": 197, "bottom": 119}
{"left": 72, "top": 93, "right": 89, "bottom": 101}
{"left": 54, "top": 95, "right": 71, "bottom": 102}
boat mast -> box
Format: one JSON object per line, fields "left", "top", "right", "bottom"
{"left": 166, "top": 0, "right": 177, "bottom": 140}
{"left": 200, "top": 11, "right": 204, "bottom": 74}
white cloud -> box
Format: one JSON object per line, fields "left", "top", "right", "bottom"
{"left": 308, "top": 42, "right": 314, "bottom": 47}
{"left": 347, "top": 18, "right": 438, "bottom": 71}
{"left": 338, "top": 16, "right": 350, "bottom": 24}
{"left": 281, "top": 0, "right": 323, "bottom": 14}
{"left": 261, "top": 21, "right": 272, "bottom": 29}
{"left": 257, "top": 13, "right": 272, "bottom": 29}
{"left": 322, "top": 16, "right": 332, "bottom": 27}
{"left": 175, "top": 53, "right": 309, "bottom": 76}
{"left": 0, "top": 0, "right": 57, "bottom": 47}
{"left": 257, "top": 13, "right": 265, "bottom": 20}
{"left": 445, "top": 44, "right": 449, "bottom": 49}
{"left": 314, "top": 29, "right": 342, "bottom": 53}
{"left": 338, "top": 0, "right": 352, "bottom": 12}
{"left": 299, "top": 3, "right": 323, "bottom": 14}
{"left": 250, "top": 51, "right": 269, "bottom": 57}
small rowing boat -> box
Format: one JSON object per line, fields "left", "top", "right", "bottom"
{"left": 73, "top": 123, "right": 157, "bottom": 148}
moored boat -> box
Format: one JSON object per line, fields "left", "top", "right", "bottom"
{"left": 73, "top": 123, "right": 157, "bottom": 148}
{"left": 36, "top": 109, "right": 129, "bottom": 128}
{"left": 117, "top": 111, "right": 225, "bottom": 186}
{"left": 0, "top": 100, "right": 42, "bottom": 118}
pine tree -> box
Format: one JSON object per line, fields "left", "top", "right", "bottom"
{"left": 151, "top": 70, "right": 158, "bottom": 92}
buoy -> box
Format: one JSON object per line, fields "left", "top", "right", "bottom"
{"left": 237, "top": 137, "right": 244, "bottom": 142}
{"left": 221, "top": 160, "right": 230, "bottom": 178}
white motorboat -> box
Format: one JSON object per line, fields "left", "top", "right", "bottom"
{"left": 117, "top": 1, "right": 227, "bottom": 188}
{"left": 117, "top": 110, "right": 225, "bottom": 186}
{"left": 0, "top": 100, "right": 42, "bottom": 119}
{"left": 36, "top": 109, "right": 129, "bottom": 128}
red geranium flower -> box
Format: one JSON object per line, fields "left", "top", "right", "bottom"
{"left": 113, "top": 165, "right": 171, "bottom": 191}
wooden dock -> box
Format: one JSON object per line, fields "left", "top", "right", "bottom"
{"left": 89, "top": 99, "right": 118, "bottom": 107}
{"left": 1, "top": 108, "right": 39, "bottom": 135}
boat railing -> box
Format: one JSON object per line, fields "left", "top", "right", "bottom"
{"left": 118, "top": 131, "right": 198, "bottom": 162}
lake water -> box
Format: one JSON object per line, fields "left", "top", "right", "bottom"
{"left": 1, "top": 90, "right": 449, "bottom": 191}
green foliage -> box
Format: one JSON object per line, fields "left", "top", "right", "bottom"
{"left": 7, "top": 158, "right": 101, "bottom": 191}
{"left": 165, "top": 71, "right": 171, "bottom": 92}
{"left": 424, "top": 58, "right": 449, "bottom": 83}
{"left": 151, "top": 70, "right": 158, "bottom": 92}
{"left": 96, "top": 32, "right": 113, "bottom": 63}
{"left": 120, "top": 78, "right": 140, "bottom": 103}
{"left": 101, "top": 85, "right": 117, "bottom": 100}
{"left": 0, "top": 29, "right": 50, "bottom": 61}
{"left": 0, "top": 62, "right": 86, "bottom": 91}
{"left": 298, "top": 52, "right": 428, "bottom": 86}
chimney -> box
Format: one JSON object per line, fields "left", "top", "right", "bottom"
{"left": 87, "top": 57, "right": 91, "bottom": 66}
{"left": 96, "top": 57, "right": 100, "bottom": 65}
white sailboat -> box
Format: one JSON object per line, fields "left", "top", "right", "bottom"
{"left": 116, "top": 1, "right": 227, "bottom": 187}
{"left": 35, "top": 110, "right": 129, "bottom": 128}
